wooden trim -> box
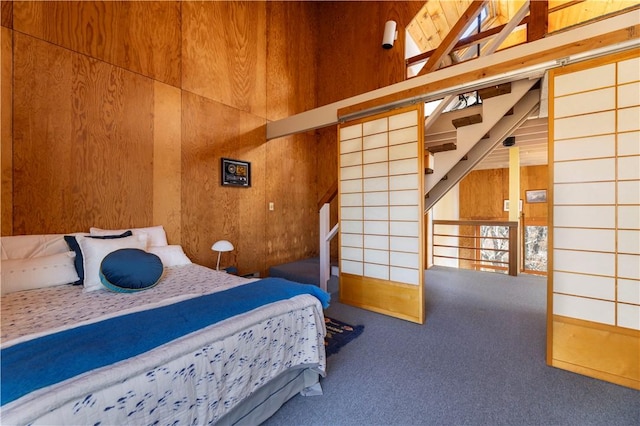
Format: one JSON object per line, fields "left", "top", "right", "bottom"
{"left": 419, "top": 1, "right": 487, "bottom": 75}
{"left": 527, "top": 0, "right": 548, "bottom": 42}
{"left": 407, "top": 1, "right": 614, "bottom": 67}
{"left": 433, "top": 233, "right": 510, "bottom": 240}
{"left": 434, "top": 254, "right": 508, "bottom": 265}
{"left": 317, "top": 180, "right": 338, "bottom": 211}
{"left": 551, "top": 315, "right": 640, "bottom": 390}
{"left": 546, "top": 67, "right": 556, "bottom": 366}
{"left": 434, "top": 244, "right": 510, "bottom": 254}
{"left": 338, "top": 24, "right": 639, "bottom": 120}
{"left": 340, "top": 273, "right": 424, "bottom": 324}
{"left": 547, "top": 48, "right": 640, "bottom": 388}
{"left": 267, "top": 11, "right": 638, "bottom": 140}
{"left": 405, "top": 18, "right": 530, "bottom": 67}
{"left": 547, "top": 46, "right": 639, "bottom": 77}
{"left": 508, "top": 223, "right": 518, "bottom": 276}
{"left": 548, "top": 0, "right": 585, "bottom": 15}
{"left": 417, "top": 103, "right": 425, "bottom": 325}
{"left": 434, "top": 219, "right": 518, "bottom": 227}
{"left": 338, "top": 104, "right": 425, "bottom": 324}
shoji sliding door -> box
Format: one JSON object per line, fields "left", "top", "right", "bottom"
{"left": 338, "top": 105, "right": 425, "bottom": 324}
{"left": 548, "top": 50, "right": 639, "bottom": 389}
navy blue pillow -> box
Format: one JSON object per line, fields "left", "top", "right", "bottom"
{"left": 99, "top": 248, "right": 163, "bottom": 293}
{"left": 64, "top": 231, "right": 133, "bottom": 285}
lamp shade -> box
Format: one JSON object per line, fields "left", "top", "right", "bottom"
{"left": 211, "top": 240, "right": 234, "bottom": 271}
{"left": 211, "top": 240, "right": 234, "bottom": 252}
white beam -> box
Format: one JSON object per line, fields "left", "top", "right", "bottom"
{"left": 266, "top": 10, "right": 639, "bottom": 140}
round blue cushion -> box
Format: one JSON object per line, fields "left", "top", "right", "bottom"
{"left": 99, "top": 249, "right": 163, "bottom": 293}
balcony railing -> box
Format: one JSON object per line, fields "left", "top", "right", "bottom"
{"left": 432, "top": 219, "right": 519, "bottom": 276}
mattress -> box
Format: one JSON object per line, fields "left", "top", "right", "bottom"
{"left": 1, "top": 264, "right": 327, "bottom": 425}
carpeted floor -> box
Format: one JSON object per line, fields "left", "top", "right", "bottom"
{"left": 263, "top": 266, "right": 640, "bottom": 425}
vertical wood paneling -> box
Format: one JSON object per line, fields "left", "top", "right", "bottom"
{"left": 7, "top": 1, "right": 320, "bottom": 275}
{"left": 1, "top": 1, "right": 12, "bottom": 28}
{"left": 1, "top": 26, "right": 12, "bottom": 235}
{"left": 315, "top": 1, "right": 425, "bottom": 106}
{"left": 460, "top": 168, "right": 509, "bottom": 219}
{"left": 265, "top": 133, "right": 319, "bottom": 268}
{"left": 459, "top": 166, "right": 549, "bottom": 221}
{"left": 12, "top": 1, "right": 181, "bottom": 87}
{"left": 266, "top": 1, "right": 317, "bottom": 121}
{"left": 181, "top": 91, "right": 267, "bottom": 275}
{"left": 13, "top": 34, "right": 154, "bottom": 234}
{"left": 153, "top": 81, "right": 182, "bottom": 245}
{"left": 520, "top": 165, "right": 549, "bottom": 221}
{"left": 263, "top": 1, "right": 321, "bottom": 269}
{"left": 182, "top": 1, "right": 266, "bottom": 118}
{"left": 13, "top": 33, "right": 74, "bottom": 233}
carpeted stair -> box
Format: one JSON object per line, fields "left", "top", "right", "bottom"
{"left": 269, "top": 257, "right": 339, "bottom": 294}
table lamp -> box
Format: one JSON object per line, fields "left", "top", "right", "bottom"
{"left": 211, "top": 240, "right": 234, "bottom": 271}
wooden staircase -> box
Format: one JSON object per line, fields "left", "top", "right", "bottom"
{"left": 423, "top": 78, "right": 541, "bottom": 212}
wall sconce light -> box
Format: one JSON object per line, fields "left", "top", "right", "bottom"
{"left": 211, "top": 240, "right": 234, "bottom": 270}
{"left": 382, "top": 20, "right": 398, "bottom": 49}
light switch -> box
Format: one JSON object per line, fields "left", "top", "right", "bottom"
{"left": 269, "top": 202, "right": 274, "bottom": 211}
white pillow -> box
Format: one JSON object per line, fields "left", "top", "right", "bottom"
{"left": 0, "top": 252, "right": 79, "bottom": 295}
{"left": 1, "top": 233, "right": 86, "bottom": 260}
{"left": 89, "top": 225, "right": 168, "bottom": 247}
{"left": 148, "top": 245, "right": 192, "bottom": 267}
{"left": 77, "top": 234, "right": 148, "bottom": 292}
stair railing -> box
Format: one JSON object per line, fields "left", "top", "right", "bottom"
{"left": 318, "top": 181, "right": 339, "bottom": 291}
{"left": 432, "top": 219, "right": 519, "bottom": 276}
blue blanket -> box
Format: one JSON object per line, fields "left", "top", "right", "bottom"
{"left": 1, "top": 277, "right": 329, "bottom": 406}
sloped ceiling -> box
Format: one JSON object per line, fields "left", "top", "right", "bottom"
{"left": 408, "top": 0, "right": 638, "bottom": 55}
{"left": 410, "top": 0, "right": 638, "bottom": 169}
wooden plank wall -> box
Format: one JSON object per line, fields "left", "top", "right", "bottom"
{"left": 315, "top": 1, "right": 425, "bottom": 107}
{"left": 1, "top": 1, "right": 326, "bottom": 276}
{"left": 1, "top": 24, "right": 11, "bottom": 236}
{"left": 459, "top": 165, "right": 549, "bottom": 222}
{"left": 2, "top": 1, "right": 426, "bottom": 274}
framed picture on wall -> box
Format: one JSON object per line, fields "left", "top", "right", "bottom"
{"left": 526, "top": 189, "right": 547, "bottom": 203}
{"left": 504, "top": 199, "right": 523, "bottom": 212}
{"left": 221, "top": 158, "right": 251, "bottom": 187}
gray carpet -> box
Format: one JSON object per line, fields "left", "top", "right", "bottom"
{"left": 263, "top": 266, "right": 639, "bottom": 425}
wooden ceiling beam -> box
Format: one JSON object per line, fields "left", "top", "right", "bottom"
{"left": 418, "top": 0, "right": 488, "bottom": 76}
{"left": 266, "top": 11, "right": 638, "bottom": 140}
{"left": 528, "top": 0, "right": 548, "bottom": 42}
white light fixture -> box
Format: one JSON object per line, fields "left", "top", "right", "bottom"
{"left": 211, "top": 240, "right": 234, "bottom": 271}
{"left": 382, "top": 20, "right": 397, "bottom": 49}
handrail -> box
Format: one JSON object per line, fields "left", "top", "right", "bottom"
{"left": 317, "top": 181, "right": 338, "bottom": 212}
{"left": 318, "top": 180, "right": 339, "bottom": 291}
{"left": 434, "top": 219, "right": 518, "bottom": 228}
{"left": 432, "top": 219, "right": 518, "bottom": 276}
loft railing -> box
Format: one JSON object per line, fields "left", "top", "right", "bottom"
{"left": 318, "top": 181, "right": 339, "bottom": 291}
{"left": 432, "top": 219, "right": 519, "bottom": 276}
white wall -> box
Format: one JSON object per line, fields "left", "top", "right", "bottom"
{"left": 430, "top": 184, "right": 460, "bottom": 268}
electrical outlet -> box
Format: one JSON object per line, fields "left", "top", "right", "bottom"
{"left": 269, "top": 202, "right": 274, "bottom": 211}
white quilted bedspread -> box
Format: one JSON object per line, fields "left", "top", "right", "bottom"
{"left": 1, "top": 264, "right": 326, "bottom": 425}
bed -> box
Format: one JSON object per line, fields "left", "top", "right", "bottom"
{"left": 0, "top": 228, "right": 328, "bottom": 425}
